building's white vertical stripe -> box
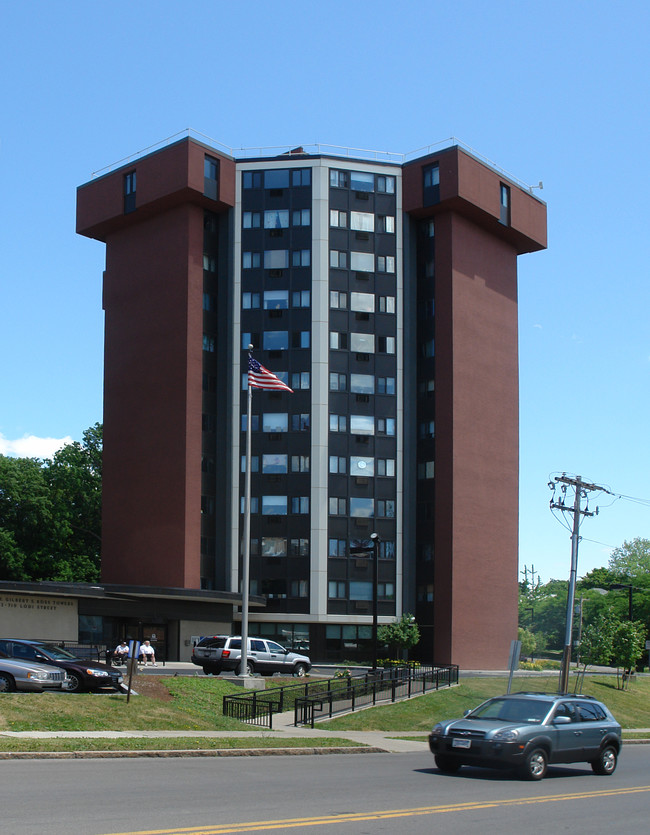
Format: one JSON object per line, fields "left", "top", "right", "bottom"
{"left": 311, "top": 161, "right": 330, "bottom": 618}
{"left": 229, "top": 167, "right": 243, "bottom": 595}
{"left": 395, "top": 171, "right": 404, "bottom": 616}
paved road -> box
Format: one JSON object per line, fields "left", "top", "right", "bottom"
{"left": 2, "top": 743, "right": 649, "bottom": 834}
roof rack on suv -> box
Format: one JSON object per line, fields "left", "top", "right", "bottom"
{"left": 512, "top": 691, "right": 597, "bottom": 699}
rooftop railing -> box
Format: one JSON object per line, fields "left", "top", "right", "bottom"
{"left": 89, "top": 129, "right": 542, "bottom": 195}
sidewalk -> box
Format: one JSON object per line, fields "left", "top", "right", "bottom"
{"left": 0, "top": 707, "right": 429, "bottom": 754}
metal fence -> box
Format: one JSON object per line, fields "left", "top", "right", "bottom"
{"left": 223, "top": 664, "right": 458, "bottom": 729}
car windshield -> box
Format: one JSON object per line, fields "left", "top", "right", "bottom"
{"left": 35, "top": 644, "right": 77, "bottom": 660}
{"left": 469, "top": 697, "right": 554, "bottom": 724}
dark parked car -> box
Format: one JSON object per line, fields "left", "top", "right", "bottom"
{"left": 191, "top": 635, "right": 311, "bottom": 676}
{"left": 429, "top": 692, "right": 622, "bottom": 780}
{"left": 0, "top": 640, "right": 124, "bottom": 693}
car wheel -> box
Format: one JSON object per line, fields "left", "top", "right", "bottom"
{"left": 591, "top": 745, "right": 618, "bottom": 776}
{"left": 434, "top": 754, "right": 462, "bottom": 773}
{"left": 66, "top": 672, "right": 84, "bottom": 693}
{"left": 293, "top": 663, "right": 308, "bottom": 677}
{"left": 0, "top": 672, "right": 16, "bottom": 693}
{"left": 521, "top": 747, "right": 548, "bottom": 781}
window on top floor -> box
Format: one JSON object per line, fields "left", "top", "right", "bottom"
{"left": 291, "top": 168, "right": 311, "bottom": 187}
{"left": 423, "top": 163, "right": 440, "bottom": 206}
{"left": 264, "top": 169, "right": 290, "bottom": 189}
{"left": 204, "top": 156, "right": 219, "bottom": 200}
{"left": 243, "top": 170, "right": 262, "bottom": 189}
{"left": 377, "top": 174, "right": 395, "bottom": 194}
{"left": 350, "top": 171, "right": 374, "bottom": 192}
{"left": 123, "top": 171, "right": 136, "bottom": 214}
{"left": 500, "top": 183, "right": 511, "bottom": 226}
{"left": 330, "top": 170, "right": 348, "bottom": 188}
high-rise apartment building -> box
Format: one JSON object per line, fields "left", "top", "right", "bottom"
{"left": 77, "top": 134, "right": 546, "bottom": 668}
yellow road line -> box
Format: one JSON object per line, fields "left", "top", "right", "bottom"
{"left": 102, "top": 784, "right": 650, "bottom": 835}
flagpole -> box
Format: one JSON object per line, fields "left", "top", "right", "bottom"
{"left": 240, "top": 346, "right": 253, "bottom": 677}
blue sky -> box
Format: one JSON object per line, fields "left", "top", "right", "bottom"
{"left": 1, "top": 1, "right": 649, "bottom": 583}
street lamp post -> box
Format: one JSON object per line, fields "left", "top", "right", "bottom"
{"left": 370, "top": 532, "right": 380, "bottom": 670}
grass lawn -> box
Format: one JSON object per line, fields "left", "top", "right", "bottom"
{"left": 1, "top": 674, "right": 649, "bottom": 754}
{"left": 0, "top": 677, "right": 250, "bottom": 733}
{"left": 320, "top": 675, "right": 650, "bottom": 731}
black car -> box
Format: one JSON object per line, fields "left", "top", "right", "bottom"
{"left": 0, "top": 639, "right": 124, "bottom": 693}
{"left": 429, "top": 692, "right": 622, "bottom": 780}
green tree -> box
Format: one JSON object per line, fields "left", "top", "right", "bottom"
{"left": 378, "top": 613, "right": 421, "bottom": 660}
{"left": 0, "top": 455, "right": 52, "bottom": 580}
{"left": 519, "top": 578, "right": 568, "bottom": 652}
{"left": 576, "top": 612, "right": 616, "bottom": 689}
{"left": 612, "top": 619, "right": 647, "bottom": 689}
{"left": 0, "top": 424, "right": 102, "bottom": 583}
{"left": 608, "top": 537, "right": 650, "bottom": 579}
{"left": 43, "top": 423, "right": 102, "bottom": 581}
{"left": 518, "top": 626, "right": 536, "bottom": 658}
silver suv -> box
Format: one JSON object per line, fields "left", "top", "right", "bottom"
{"left": 429, "top": 692, "right": 622, "bottom": 780}
{"left": 192, "top": 636, "right": 311, "bottom": 677}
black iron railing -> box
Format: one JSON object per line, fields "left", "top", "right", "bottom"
{"left": 223, "top": 664, "right": 458, "bottom": 729}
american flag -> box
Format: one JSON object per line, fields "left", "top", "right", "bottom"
{"left": 248, "top": 357, "right": 293, "bottom": 392}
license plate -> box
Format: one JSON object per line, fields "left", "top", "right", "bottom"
{"left": 452, "top": 738, "right": 472, "bottom": 749}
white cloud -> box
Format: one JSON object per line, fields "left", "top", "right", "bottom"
{"left": 0, "top": 434, "right": 73, "bottom": 459}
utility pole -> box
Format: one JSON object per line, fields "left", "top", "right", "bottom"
{"left": 550, "top": 474, "right": 608, "bottom": 694}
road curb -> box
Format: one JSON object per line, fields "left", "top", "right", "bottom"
{"left": 0, "top": 746, "right": 385, "bottom": 760}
